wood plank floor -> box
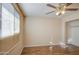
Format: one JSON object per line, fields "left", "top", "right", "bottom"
{"left": 21, "top": 44, "right": 79, "bottom": 55}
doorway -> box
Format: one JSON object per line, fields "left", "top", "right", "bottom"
{"left": 66, "top": 19, "right": 79, "bottom": 46}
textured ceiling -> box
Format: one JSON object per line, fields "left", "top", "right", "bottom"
{"left": 19, "top": 3, "right": 79, "bottom": 18}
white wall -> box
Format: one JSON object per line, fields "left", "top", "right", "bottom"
{"left": 24, "top": 17, "right": 62, "bottom": 47}
{"left": 62, "top": 11, "right": 79, "bottom": 46}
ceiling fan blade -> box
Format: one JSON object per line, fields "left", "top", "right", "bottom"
{"left": 47, "top": 4, "right": 56, "bottom": 9}
{"left": 66, "top": 3, "right": 72, "bottom": 7}
{"left": 66, "top": 8, "right": 78, "bottom": 11}
{"left": 46, "top": 11, "right": 54, "bottom": 15}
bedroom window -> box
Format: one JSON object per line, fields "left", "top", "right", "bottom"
{"left": 0, "top": 3, "right": 20, "bottom": 38}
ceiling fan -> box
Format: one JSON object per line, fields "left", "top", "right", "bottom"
{"left": 46, "top": 3, "right": 78, "bottom": 16}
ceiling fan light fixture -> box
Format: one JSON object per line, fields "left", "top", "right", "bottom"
{"left": 46, "top": 3, "right": 77, "bottom": 16}
{"left": 61, "top": 11, "right": 65, "bottom": 14}
{"left": 56, "top": 11, "right": 65, "bottom": 16}
{"left": 56, "top": 12, "right": 60, "bottom": 15}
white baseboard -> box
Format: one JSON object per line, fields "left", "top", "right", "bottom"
{"left": 24, "top": 43, "right": 59, "bottom": 47}
{"left": 24, "top": 42, "right": 67, "bottom": 48}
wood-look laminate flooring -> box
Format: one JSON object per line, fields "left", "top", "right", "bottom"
{"left": 21, "top": 44, "right": 79, "bottom": 55}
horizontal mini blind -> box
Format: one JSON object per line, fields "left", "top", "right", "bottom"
{"left": 1, "top": 4, "right": 15, "bottom": 38}
{"left": 14, "top": 10, "right": 20, "bottom": 34}
{"left": 1, "top": 3, "right": 20, "bottom": 38}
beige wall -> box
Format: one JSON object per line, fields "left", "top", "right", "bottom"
{"left": 24, "top": 11, "right": 79, "bottom": 47}
{"left": 24, "top": 17, "right": 62, "bottom": 47}
{"left": 62, "top": 11, "right": 79, "bottom": 44}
